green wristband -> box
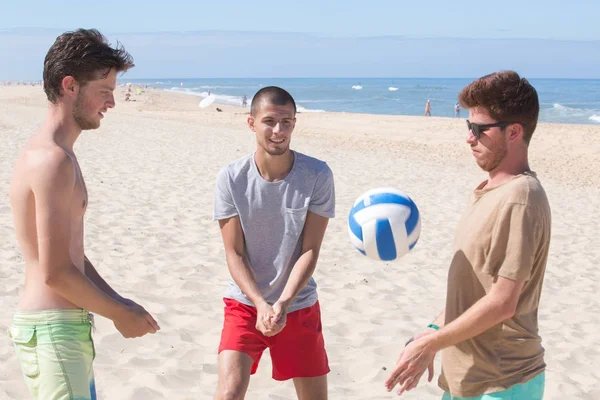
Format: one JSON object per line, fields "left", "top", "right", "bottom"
{"left": 427, "top": 323, "right": 440, "bottom": 330}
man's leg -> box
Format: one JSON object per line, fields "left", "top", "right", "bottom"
{"left": 214, "top": 350, "right": 254, "bottom": 400}
{"left": 293, "top": 375, "right": 328, "bottom": 400}
{"left": 270, "top": 302, "right": 329, "bottom": 399}
{"left": 215, "top": 299, "right": 268, "bottom": 400}
{"left": 37, "top": 317, "right": 96, "bottom": 400}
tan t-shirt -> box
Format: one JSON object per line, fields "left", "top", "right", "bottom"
{"left": 438, "top": 172, "right": 551, "bottom": 397}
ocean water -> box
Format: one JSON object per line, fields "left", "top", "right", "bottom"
{"left": 124, "top": 78, "right": 600, "bottom": 125}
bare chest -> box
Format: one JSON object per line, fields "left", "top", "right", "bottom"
{"left": 72, "top": 160, "right": 88, "bottom": 219}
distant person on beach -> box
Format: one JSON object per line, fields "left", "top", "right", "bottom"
{"left": 385, "top": 70, "right": 550, "bottom": 400}
{"left": 8, "top": 29, "right": 159, "bottom": 400}
{"left": 242, "top": 95, "right": 248, "bottom": 108}
{"left": 454, "top": 102, "right": 461, "bottom": 118}
{"left": 213, "top": 86, "right": 335, "bottom": 400}
{"left": 425, "top": 99, "right": 432, "bottom": 116}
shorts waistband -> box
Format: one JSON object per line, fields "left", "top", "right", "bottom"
{"left": 12, "top": 309, "right": 93, "bottom": 326}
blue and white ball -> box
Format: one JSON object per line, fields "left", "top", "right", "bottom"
{"left": 348, "top": 188, "right": 421, "bottom": 261}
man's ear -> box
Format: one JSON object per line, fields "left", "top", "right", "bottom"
{"left": 248, "top": 115, "right": 256, "bottom": 132}
{"left": 60, "top": 76, "right": 79, "bottom": 99}
{"left": 509, "top": 123, "right": 524, "bottom": 143}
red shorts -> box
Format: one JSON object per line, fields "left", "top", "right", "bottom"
{"left": 218, "top": 298, "right": 330, "bottom": 381}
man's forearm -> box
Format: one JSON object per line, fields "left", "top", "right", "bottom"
{"left": 46, "top": 264, "right": 127, "bottom": 321}
{"left": 278, "top": 250, "right": 318, "bottom": 306}
{"left": 84, "top": 256, "right": 123, "bottom": 302}
{"left": 431, "top": 309, "right": 445, "bottom": 328}
{"left": 226, "top": 252, "right": 266, "bottom": 306}
{"left": 426, "top": 295, "right": 511, "bottom": 352}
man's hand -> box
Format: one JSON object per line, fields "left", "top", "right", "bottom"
{"left": 385, "top": 335, "right": 437, "bottom": 395}
{"left": 404, "top": 326, "right": 438, "bottom": 346}
{"left": 268, "top": 300, "right": 289, "bottom": 335}
{"left": 255, "top": 301, "right": 286, "bottom": 337}
{"left": 113, "top": 299, "right": 161, "bottom": 338}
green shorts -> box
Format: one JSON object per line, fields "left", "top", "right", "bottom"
{"left": 7, "top": 309, "right": 97, "bottom": 400}
{"left": 442, "top": 372, "right": 545, "bottom": 400}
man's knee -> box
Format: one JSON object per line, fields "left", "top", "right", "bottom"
{"left": 215, "top": 349, "right": 254, "bottom": 400}
{"left": 215, "top": 381, "right": 247, "bottom": 400}
{"left": 215, "top": 368, "right": 251, "bottom": 400}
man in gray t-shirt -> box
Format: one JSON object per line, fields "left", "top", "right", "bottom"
{"left": 213, "top": 86, "right": 335, "bottom": 400}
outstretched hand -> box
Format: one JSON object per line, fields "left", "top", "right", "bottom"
{"left": 385, "top": 331, "right": 437, "bottom": 395}
{"left": 115, "top": 297, "right": 161, "bottom": 338}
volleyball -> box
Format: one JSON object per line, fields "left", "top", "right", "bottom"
{"left": 348, "top": 188, "right": 421, "bottom": 261}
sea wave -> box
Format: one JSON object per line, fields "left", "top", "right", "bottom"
{"left": 166, "top": 88, "right": 247, "bottom": 107}
{"left": 297, "top": 105, "right": 325, "bottom": 113}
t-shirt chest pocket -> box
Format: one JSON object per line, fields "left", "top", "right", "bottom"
{"left": 284, "top": 198, "right": 310, "bottom": 237}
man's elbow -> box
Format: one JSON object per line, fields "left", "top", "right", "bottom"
{"left": 497, "top": 299, "right": 518, "bottom": 320}
{"left": 301, "top": 247, "right": 320, "bottom": 260}
{"left": 44, "top": 272, "right": 62, "bottom": 288}
{"left": 224, "top": 248, "right": 245, "bottom": 266}
{"left": 43, "top": 265, "right": 71, "bottom": 288}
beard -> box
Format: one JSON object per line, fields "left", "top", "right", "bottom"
{"left": 475, "top": 140, "right": 508, "bottom": 172}
{"left": 73, "top": 94, "right": 100, "bottom": 130}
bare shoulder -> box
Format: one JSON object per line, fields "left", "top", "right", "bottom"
{"left": 22, "top": 143, "right": 76, "bottom": 192}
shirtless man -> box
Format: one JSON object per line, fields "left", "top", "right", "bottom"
{"left": 8, "top": 29, "right": 159, "bottom": 400}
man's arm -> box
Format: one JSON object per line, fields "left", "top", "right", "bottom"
{"left": 406, "top": 308, "right": 446, "bottom": 345}
{"left": 388, "top": 202, "right": 537, "bottom": 394}
{"left": 428, "top": 202, "right": 537, "bottom": 349}
{"left": 426, "top": 276, "right": 522, "bottom": 351}
{"left": 431, "top": 309, "right": 445, "bottom": 328}
{"left": 34, "top": 152, "right": 128, "bottom": 322}
{"left": 84, "top": 254, "right": 160, "bottom": 331}
{"left": 218, "top": 216, "right": 266, "bottom": 308}
{"left": 386, "top": 276, "right": 523, "bottom": 394}
{"left": 277, "top": 211, "right": 329, "bottom": 308}
{"left": 83, "top": 255, "right": 124, "bottom": 302}
{"left": 275, "top": 164, "right": 334, "bottom": 309}
{"left": 219, "top": 215, "right": 284, "bottom": 336}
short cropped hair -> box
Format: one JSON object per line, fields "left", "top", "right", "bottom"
{"left": 250, "top": 86, "right": 296, "bottom": 116}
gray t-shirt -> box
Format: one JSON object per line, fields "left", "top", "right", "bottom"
{"left": 213, "top": 151, "right": 335, "bottom": 313}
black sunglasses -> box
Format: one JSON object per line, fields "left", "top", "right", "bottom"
{"left": 466, "top": 120, "right": 525, "bottom": 139}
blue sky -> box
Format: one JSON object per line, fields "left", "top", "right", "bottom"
{"left": 3, "top": 0, "right": 599, "bottom": 40}
{"left": 1, "top": 0, "right": 599, "bottom": 79}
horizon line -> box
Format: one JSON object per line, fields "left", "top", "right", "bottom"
{"left": 118, "top": 76, "right": 600, "bottom": 81}
{"left": 0, "top": 27, "right": 599, "bottom": 43}
{"left": 5, "top": 76, "right": 600, "bottom": 81}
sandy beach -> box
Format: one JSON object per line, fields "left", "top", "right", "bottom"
{"left": 1, "top": 85, "right": 599, "bottom": 400}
